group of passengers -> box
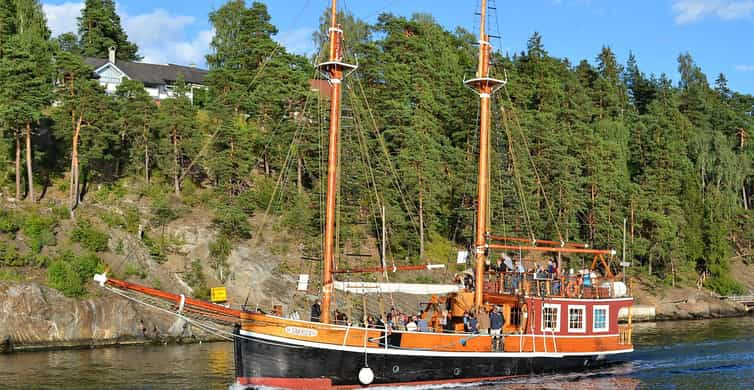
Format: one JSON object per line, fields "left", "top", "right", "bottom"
{"left": 488, "top": 255, "right": 559, "bottom": 279}
{"left": 462, "top": 306, "right": 506, "bottom": 351}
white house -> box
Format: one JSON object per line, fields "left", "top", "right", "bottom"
{"left": 84, "top": 47, "right": 208, "bottom": 102}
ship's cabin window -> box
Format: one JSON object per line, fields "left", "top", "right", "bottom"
{"left": 541, "top": 304, "right": 560, "bottom": 332}
{"left": 509, "top": 306, "right": 522, "bottom": 327}
{"left": 567, "top": 305, "right": 586, "bottom": 333}
{"left": 593, "top": 305, "right": 609, "bottom": 332}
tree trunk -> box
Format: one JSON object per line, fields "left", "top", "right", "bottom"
{"left": 15, "top": 129, "right": 21, "bottom": 201}
{"left": 264, "top": 152, "right": 270, "bottom": 176}
{"left": 70, "top": 116, "right": 82, "bottom": 211}
{"left": 297, "top": 155, "right": 303, "bottom": 195}
{"left": 173, "top": 126, "right": 180, "bottom": 196}
{"left": 144, "top": 124, "right": 150, "bottom": 184}
{"left": 743, "top": 183, "right": 749, "bottom": 211}
{"left": 418, "top": 175, "right": 425, "bottom": 260}
{"left": 701, "top": 163, "right": 706, "bottom": 204}
{"left": 670, "top": 256, "right": 676, "bottom": 288}
{"left": 25, "top": 122, "right": 35, "bottom": 202}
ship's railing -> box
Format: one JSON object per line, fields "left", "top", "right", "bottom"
{"left": 619, "top": 324, "right": 633, "bottom": 345}
{"left": 483, "top": 271, "right": 619, "bottom": 299}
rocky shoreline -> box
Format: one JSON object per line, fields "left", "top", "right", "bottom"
{"left": 0, "top": 282, "right": 222, "bottom": 354}
{"left": 633, "top": 284, "right": 750, "bottom": 322}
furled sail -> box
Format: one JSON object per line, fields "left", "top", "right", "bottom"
{"left": 333, "top": 280, "right": 460, "bottom": 295}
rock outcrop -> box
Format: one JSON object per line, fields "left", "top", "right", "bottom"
{"left": 0, "top": 282, "right": 211, "bottom": 352}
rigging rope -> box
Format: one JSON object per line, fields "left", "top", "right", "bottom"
{"left": 496, "top": 96, "right": 535, "bottom": 241}
{"left": 353, "top": 77, "right": 420, "bottom": 233}
{"left": 499, "top": 86, "right": 564, "bottom": 242}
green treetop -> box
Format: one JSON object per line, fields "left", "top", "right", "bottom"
{"left": 78, "top": 0, "right": 139, "bottom": 60}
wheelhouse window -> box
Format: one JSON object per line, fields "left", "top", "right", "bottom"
{"left": 509, "top": 306, "right": 522, "bottom": 327}
{"left": 593, "top": 305, "right": 609, "bottom": 332}
{"left": 541, "top": 304, "right": 560, "bottom": 332}
{"left": 568, "top": 305, "right": 586, "bottom": 333}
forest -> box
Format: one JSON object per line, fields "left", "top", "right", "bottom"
{"left": 1, "top": 0, "right": 753, "bottom": 296}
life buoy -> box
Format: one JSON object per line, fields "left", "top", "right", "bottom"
{"left": 566, "top": 281, "right": 579, "bottom": 298}
{"left": 358, "top": 367, "right": 374, "bottom": 385}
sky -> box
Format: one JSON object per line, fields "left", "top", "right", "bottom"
{"left": 41, "top": 0, "right": 754, "bottom": 94}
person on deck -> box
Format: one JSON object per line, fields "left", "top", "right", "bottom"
{"left": 547, "top": 260, "right": 556, "bottom": 276}
{"left": 478, "top": 307, "right": 490, "bottom": 335}
{"left": 467, "top": 312, "right": 479, "bottom": 334}
{"left": 489, "top": 306, "right": 504, "bottom": 351}
{"left": 464, "top": 273, "right": 475, "bottom": 291}
{"left": 406, "top": 316, "right": 418, "bottom": 332}
{"left": 417, "top": 313, "right": 430, "bottom": 332}
{"left": 310, "top": 299, "right": 321, "bottom": 322}
{"left": 513, "top": 260, "right": 525, "bottom": 293}
{"left": 492, "top": 257, "right": 505, "bottom": 273}
{"left": 583, "top": 271, "right": 593, "bottom": 288}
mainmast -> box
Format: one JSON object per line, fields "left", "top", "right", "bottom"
{"left": 317, "top": 0, "right": 356, "bottom": 324}
{"left": 465, "top": 0, "right": 505, "bottom": 308}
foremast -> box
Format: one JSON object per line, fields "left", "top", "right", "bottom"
{"left": 465, "top": 0, "right": 506, "bottom": 308}
{"left": 317, "top": 0, "right": 356, "bottom": 324}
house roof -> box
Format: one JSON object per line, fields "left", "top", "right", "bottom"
{"left": 84, "top": 57, "right": 208, "bottom": 86}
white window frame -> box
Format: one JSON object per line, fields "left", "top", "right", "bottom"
{"left": 541, "top": 303, "right": 560, "bottom": 332}
{"left": 592, "top": 305, "right": 609, "bottom": 333}
{"left": 567, "top": 305, "right": 586, "bottom": 333}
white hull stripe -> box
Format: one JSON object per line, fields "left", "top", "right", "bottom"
{"left": 239, "top": 330, "right": 634, "bottom": 358}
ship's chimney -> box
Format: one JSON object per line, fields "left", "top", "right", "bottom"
{"left": 108, "top": 46, "right": 116, "bottom": 64}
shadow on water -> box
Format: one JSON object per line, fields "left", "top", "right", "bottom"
{"left": 0, "top": 316, "right": 752, "bottom": 389}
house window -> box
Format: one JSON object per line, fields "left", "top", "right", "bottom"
{"left": 541, "top": 304, "right": 560, "bottom": 332}
{"left": 100, "top": 75, "right": 121, "bottom": 84}
{"left": 568, "top": 305, "right": 586, "bottom": 333}
{"left": 593, "top": 306, "right": 609, "bottom": 332}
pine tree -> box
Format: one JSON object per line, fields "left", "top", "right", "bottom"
{"left": 54, "top": 32, "right": 82, "bottom": 54}
{"left": 154, "top": 76, "right": 197, "bottom": 196}
{"left": 78, "top": 0, "right": 139, "bottom": 60}
{"left": 52, "top": 51, "right": 110, "bottom": 212}
{"left": 114, "top": 79, "right": 157, "bottom": 183}
{"left": 0, "top": 0, "right": 16, "bottom": 52}
{"left": 205, "top": 0, "right": 311, "bottom": 195}
{"left": 0, "top": 0, "right": 53, "bottom": 202}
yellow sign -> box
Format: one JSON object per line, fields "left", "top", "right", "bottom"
{"left": 210, "top": 287, "right": 227, "bottom": 303}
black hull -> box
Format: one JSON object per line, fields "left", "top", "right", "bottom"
{"left": 233, "top": 332, "right": 610, "bottom": 388}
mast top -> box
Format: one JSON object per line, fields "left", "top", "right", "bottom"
{"left": 464, "top": 0, "right": 505, "bottom": 94}
{"left": 317, "top": 0, "right": 357, "bottom": 81}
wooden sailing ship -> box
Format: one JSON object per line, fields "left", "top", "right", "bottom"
{"left": 95, "top": 0, "right": 634, "bottom": 388}
{"left": 229, "top": 0, "right": 634, "bottom": 388}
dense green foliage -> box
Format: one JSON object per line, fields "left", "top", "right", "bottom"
{"left": 47, "top": 251, "right": 103, "bottom": 297}
{"left": 71, "top": 222, "right": 109, "bottom": 252}
{"left": 0, "top": 1, "right": 753, "bottom": 296}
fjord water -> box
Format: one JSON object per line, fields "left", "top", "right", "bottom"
{"left": 1, "top": 316, "right": 752, "bottom": 389}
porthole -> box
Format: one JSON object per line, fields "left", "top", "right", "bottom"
{"left": 392, "top": 365, "right": 400, "bottom": 374}
{"left": 453, "top": 367, "right": 461, "bottom": 376}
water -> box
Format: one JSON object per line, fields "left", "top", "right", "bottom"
{"left": 1, "top": 316, "right": 752, "bottom": 389}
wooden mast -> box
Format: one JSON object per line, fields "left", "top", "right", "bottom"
{"left": 466, "top": 0, "right": 504, "bottom": 308}
{"left": 318, "top": 0, "right": 356, "bottom": 324}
